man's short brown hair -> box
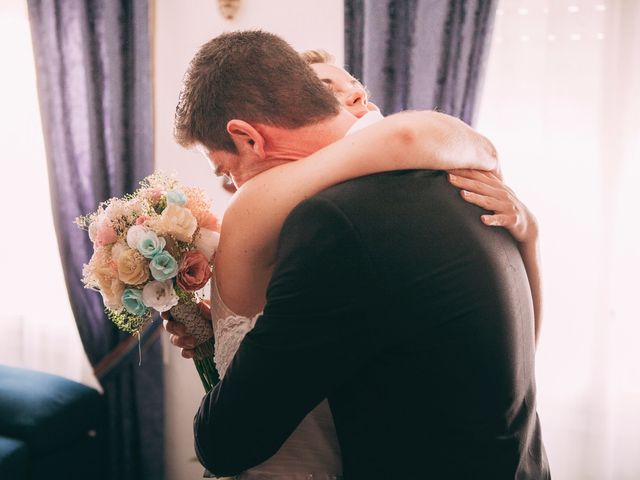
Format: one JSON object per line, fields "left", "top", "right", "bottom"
{"left": 174, "top": 30, "right": 340, "bottom": 153}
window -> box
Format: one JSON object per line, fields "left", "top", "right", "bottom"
{"left": 0, "top": 0, "right": 96, "bottom": 388}
{"left": 477, "top": 1, "right": 640, "bottom": 477}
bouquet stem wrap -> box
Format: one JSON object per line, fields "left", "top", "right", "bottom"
{"left": 169, "top": 301, "right": 219, "bottom": 392}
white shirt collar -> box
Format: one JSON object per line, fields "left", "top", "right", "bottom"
{"left": 345, "top": 110, "right": 385, "bottom": 137}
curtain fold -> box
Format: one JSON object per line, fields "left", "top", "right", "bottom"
{"left": 26, "top": 1, "right": 163, "bottom": 479}
{"left": 345, "top": 0, "right": 497, "bottom": 124}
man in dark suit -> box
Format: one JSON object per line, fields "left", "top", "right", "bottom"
{"left": 172, "top": 30, "right": 550, "bottom": 479}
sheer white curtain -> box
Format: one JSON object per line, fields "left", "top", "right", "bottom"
{"left": 0, "top": 0, "right": 97, "bottom": 389}
{"left": 476, "top": 1, "right": 640, "bottom": 478}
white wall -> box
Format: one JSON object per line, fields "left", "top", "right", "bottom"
{"left": 153, "top": 1, "right": 344, "bottom": 477}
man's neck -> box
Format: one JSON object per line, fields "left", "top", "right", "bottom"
{"left": 258, "top": 109, "right": 357, "bottom": 164}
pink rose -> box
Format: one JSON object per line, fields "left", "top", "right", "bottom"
{"left": 141, "top": 188, "right": 162, "bottom": 203}
{"left": 198, "top": 212, "right": 219, "bottom": 231}
{"left": 176, "top": 250, "right": 211, "bottom": 291}
{"left": 135, "top": 216, "right": 149, "bottom": 225}
{"left": 95, "top": 219, "right": 118, "bottom": 247}
{"left": 184, "top": 191, "right": 219, "bottom": 231}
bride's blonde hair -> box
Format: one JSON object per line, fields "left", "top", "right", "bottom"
{"left": 299, "top": 49, "right": 335, "bottom": 65}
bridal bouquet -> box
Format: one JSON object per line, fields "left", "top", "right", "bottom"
{"left": 76, "top": 173, "right": 220, "bottom": 391}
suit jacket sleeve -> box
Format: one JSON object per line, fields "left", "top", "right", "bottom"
{"left": 193, "top": 195, "right": 380, "bottom": 476}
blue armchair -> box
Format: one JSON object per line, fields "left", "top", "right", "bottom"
{"left": 0, "top": 365, "right": 106, "bottom": 480}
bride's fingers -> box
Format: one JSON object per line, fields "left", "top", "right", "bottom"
{"left": 170, "top": 333, "right": 197, "bottom": 349}
{"left": 481, "top": 213, "right": 513, "bottom": 227}
{"left": 459, "top": 190, "right": 502, "bottom": 211}
{"left": 181, "top": 348, "right": 195, "bottom": 359}
{"left": 448, "top": 173, "right": 499, "bottom": 197}
{"left": 163, "top": 319, "right": 186, "bottom": 336}
{"left": 197, "top": 301, "right": 212, "bottom": 319}
{"left": 449, "top": 169, "right": 502, "bottom": 187}
{"left": 449, "top": 168, "right": 493, "bottom": 178}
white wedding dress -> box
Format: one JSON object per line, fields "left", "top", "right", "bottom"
{"left": 210, "top": 272, "right": 343, "bottom": 480}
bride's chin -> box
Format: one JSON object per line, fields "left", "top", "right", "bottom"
{"left": 353, "top": 108, "right": 369, "bottom": 119}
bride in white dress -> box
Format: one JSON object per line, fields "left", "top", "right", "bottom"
{"left": 166, "top": 53, "right": 539, "bottom": 479}
{"left": 209, "top": 266, "right": 343, "bottom": 479}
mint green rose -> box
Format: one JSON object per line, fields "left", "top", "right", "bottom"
{"left": 149, "top": 251, "right": 178, "bottom": 281}
{"left": 166, "top": 189, "right": 187, "bottom": 206}
{"left": 122, "top": 288, "right": 148, "bottom": 316}
{"left": 138, "top": 231, "right": 166, "bottom": 259}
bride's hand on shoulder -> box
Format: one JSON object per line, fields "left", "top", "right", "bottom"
{"left": 447, "top": 169, "right": 538, "bottom": 244}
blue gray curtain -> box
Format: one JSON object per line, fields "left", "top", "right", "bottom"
{"left": 26, "top": 1, "right": 163, "bottom": 479}
{"left": 345, "top": 0, "right": 497, "bottom": 124}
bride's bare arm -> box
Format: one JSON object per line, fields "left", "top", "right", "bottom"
{"left": 217, "top": 110, "right": 497, "bottom": 316}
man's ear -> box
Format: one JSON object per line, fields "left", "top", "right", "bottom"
{"left": 226, "top": 120, "right": 266, "bottom": 159}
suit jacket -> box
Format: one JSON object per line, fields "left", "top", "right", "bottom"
{"left": 194, "top": 170, "right": 550, "bottom": 479}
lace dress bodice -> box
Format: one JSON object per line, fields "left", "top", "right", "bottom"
{"left": 210, "top": 281, "right": 260, "bottom": 377}
{"left": 210, "top": 273, "right": 342, "bottom": 480}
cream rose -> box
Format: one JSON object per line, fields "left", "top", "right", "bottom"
{"left": 98, "top": 274, "right": 126, "bottom": 310}
{"left": 90, "top": 255, "right": 125, "bottom": 310}
{"left": 158, "top": 204, "right": 197, "bottom": 242}
{"left": 194, "top": 229, "right": 220, "bottom": 261}
{"left": 111, "top": 242, "right": 127, "bottom": 262}
{"left": 115, "top": 247, "right": 149, "bottom": 285}
{"left": 88, "top": 219, "right": 99, "bottom": 243}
